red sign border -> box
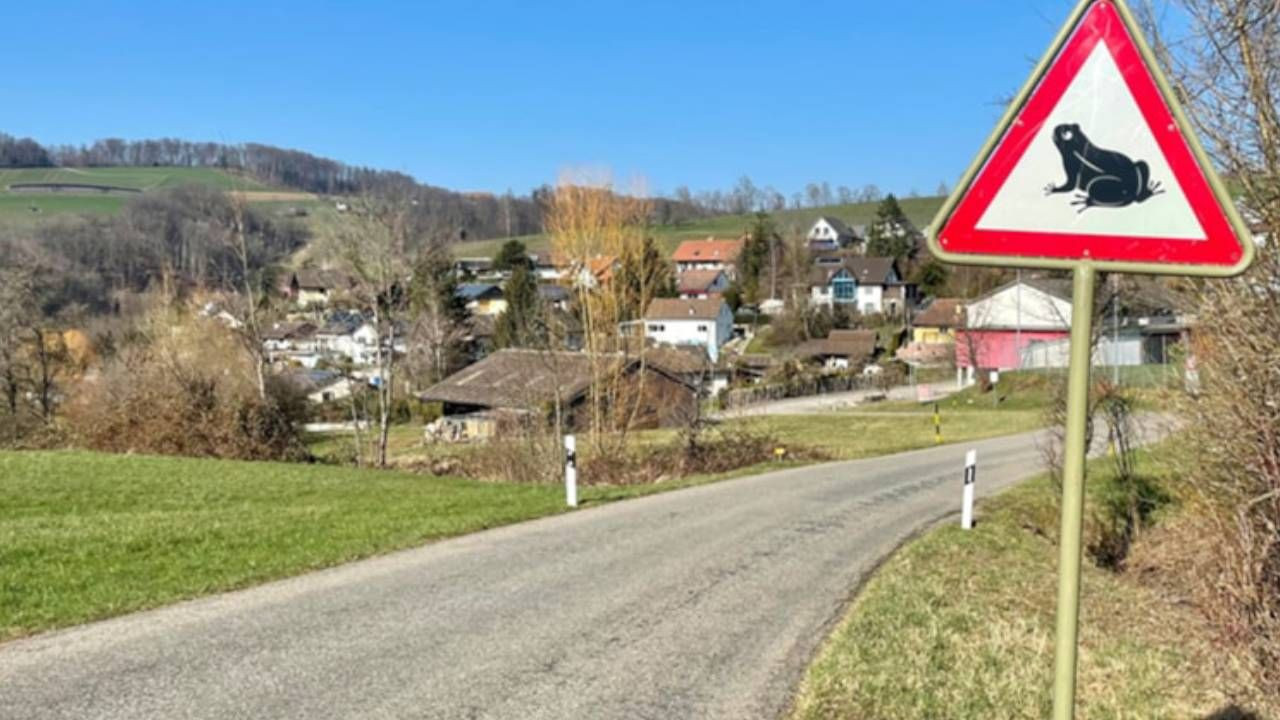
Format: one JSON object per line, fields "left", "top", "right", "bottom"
{"left": 933, "top": 0, "right": 1248, "bottom": 271}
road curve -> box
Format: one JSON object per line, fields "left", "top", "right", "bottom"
{"left": 2, "top": 429, "right": 1079, "bottom": 720}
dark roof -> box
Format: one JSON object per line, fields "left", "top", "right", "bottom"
{"left": 807, "top": 257, "right": 899, "bottom": 287}
{"left": 293, "top": 269, "right": 351, "bottom": 291}
{"left": 317, "top": 310, "right": 365, "bottom": 336}
{"left": 844, "top": 257, "right": 899, "bottom": 284}
{"left": 537, "top": 284, "right": 571, "bottom": 302}
{"left": 677, "top": 269, "right": 725, "bottom": 293}
{"left": 644, "top": 297, "right": 727, "bottom": 321}
{"left": 262, "top": 321, "right": 316, "bottom": 341}
{"left": 419, "top": 349, "right": 692, "bottom": 411}
{"left": 642, "top": 345, "right": 709, "bottom": 375}
{"left": 456, "top": 283, "right": 503, "bottom": 301}
{"left": 913, "top": 298, "right": 965, "bottom": 328}
{"left": 817, "top": 216, "right": 856, "bottom": 237}
{"left": 281, "top": 369, "right": 346, "bottom": 394}
{"left": 796, "top": 329, "right": 879, "bottom": 361}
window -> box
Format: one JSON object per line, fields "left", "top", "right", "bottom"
{"left": 648, "top": 324, "right": 665, "bottom": 332}
{"left": 833, "top": 278, "right": 855, "bottom": 302}
{"left": 697, "top": 324, "right": 708, "bottom": 332}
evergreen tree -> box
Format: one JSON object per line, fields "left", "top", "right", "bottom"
{"left": 737, "top": 211, "right": 777, "bottom": 305}
{"left": 492, "top": 239, "right": 530, "bottom": 272}
{"left": 494, "top": 264, "right": 544, "bottom": 348}
{"left": 912, "top": 258, "right": 951, "bottom": 297}
{"left": 865, "top": 194, "right": 915, "bottom": 262}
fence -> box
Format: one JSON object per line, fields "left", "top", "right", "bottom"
{"left": 719, "top": 371, "right": 890, "bottom": 410}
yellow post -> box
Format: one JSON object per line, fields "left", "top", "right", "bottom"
{"left": 1051, "top": 264, "right": 1096, "bottom": 719}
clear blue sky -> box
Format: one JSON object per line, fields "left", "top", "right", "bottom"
{"left": 7, "top": 0, "right": 1082, "bottom": 197}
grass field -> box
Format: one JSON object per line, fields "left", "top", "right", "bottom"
{"left": 0, "top": 166, "right": 301, "bottom": 220}
{"left": 788, "top": 448, "right": 1276, "bottom": 719}
{"left": 0, "top": 166, "right": 271, "bottom": 192}
{"left": 1, "top": 449, "right": 764, "bottom": 641}
{"left": 452, "top": 195, "right": 947, "bottom": 259}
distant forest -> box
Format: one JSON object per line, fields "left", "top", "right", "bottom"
{"left": 0, "top": 133, "right": 717, "bottom": 241}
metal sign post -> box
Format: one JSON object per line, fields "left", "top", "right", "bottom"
{"left": 1051, "top": 266, "right": 1095, "bottom": 715}
{"left": 924, "top": 0, "right": 1253, "bottom": 715}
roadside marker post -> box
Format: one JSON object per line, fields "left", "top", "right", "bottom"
{"left": 564, "top": 434, "right": 578, "bottom": 508}
{"left": 933, "top": 402, "right": 942, "bottom": 445}
{"left": 961, "top": 449, "right": 977, "bottom": 529}
{"left": 926, "top": 0, "right": 1253, "bottom": 715}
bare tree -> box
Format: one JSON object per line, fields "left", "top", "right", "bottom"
{"left": 1140, "top": 0, "right": 1280, "bottom": 683}
{"left": 325, "top": 186, "right": 434, "bottom": 467}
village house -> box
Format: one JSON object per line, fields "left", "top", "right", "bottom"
{"left": 282, "top": 269, "right": 351, "bottom": 308}
{"left": 671, "top": 238, "right": 744, "bottom": 280}
{"left": 570, "top": 255, "right": 620, "bottom": 290}
{"left": 313, "top": 312, "right": 382, "bottom": 367}
{"left": 642, "top": 297, "right": 734, "bottom": 362}
{"left": 454, "top": 257, "right": 495, "bottom": 279}
{"left": 262, "top": 321, "right": 320, "bottom": 367}
{"left": 806, "top": 217, "right": 862, "bottom": 252}
{"left": 896, "top": 297, "right": 965, "bottom": 366}
{"left": 456, "top": 283, "right": 508, "bottom": 316}
{"left": 797, "top": 329, "right": 880, "bottom": 372}
{"left": 283, "top": 369, "right": 355, "bottom": 404}
{"left": 956, "top": 278, "right": 1073, "bottom": 372}
{"left": 537, "top": 284, "right": 572, "bottom": 311}
{"left": 677, "top": 269, "right": 729, "bottom": 299}
{"left": 529, "top": 253, "right": 564, "bottom": 282}
{"left": 956, "top": 278, "right": 1189, "bottom": 374}
{"left": 419, "top": 348, "right": 698, "bottom": 441}
{"left": 809, "top": 257, "right": 915, "bottom": 316}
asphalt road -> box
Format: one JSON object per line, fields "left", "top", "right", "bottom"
{"left": 0, "top": 427, "right": 1116, "bottom": 720}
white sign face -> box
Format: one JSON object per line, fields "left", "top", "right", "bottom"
{"left": 976, "top": 43, "right": 1203, "bottom": 241}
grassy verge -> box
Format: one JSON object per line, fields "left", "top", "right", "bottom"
{"left": 0, "top": 449, "right": 803, "bottom": 641}
{"left": 789, "top": 448, "right": 1275, "bottom": 719}
{"left": 308, "top": 409, "right": 1041, "bottom": 467}
{"left": 4, "top": 404, "right": 1044, "bottom": 640}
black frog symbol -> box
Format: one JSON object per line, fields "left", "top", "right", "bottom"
{"left": 1043, "top": 123, "right": 1164, "bottom": 212}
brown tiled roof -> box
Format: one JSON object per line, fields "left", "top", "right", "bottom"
{"left": 419, "top": 348, "right": 695, "bottom": 411}
{"left": 671, "top": 239, "right": 744, "bottom": 263}
{"left": 913, "top": 298, "right": 965, "bottom": 328}
{"left": 419, "top": 349, "right": 597, "bottom": 410}
{"left": 644, "top": 297, "right": 727, "bottom": 321}
{"left": 677, "top": 269, "right": 725, "bottom": 293}
{"left": 797, "top": 329, "right": 878, "bottom": 361}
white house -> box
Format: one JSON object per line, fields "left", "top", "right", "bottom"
{"left": 807, "top": 217, "right": 861, "bottom": 251}
{"left": 642, "top": 297, "right": 734, "bottom": 362}
{"left": 671, "top": 239, "right": 744, "bottom": 280}
{"left": 809, "top": 257, "right": 913, "bottom": 316}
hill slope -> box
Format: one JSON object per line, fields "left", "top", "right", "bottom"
{"left": 452, "top": 195, "right": 947, "bottom": 258}
{"left": 0, "top": 166, "right": 318, "bottom": 221}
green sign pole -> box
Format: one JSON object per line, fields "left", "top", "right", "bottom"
{"left": 1051, "top": 264, "right": 1097, "bottom": 719}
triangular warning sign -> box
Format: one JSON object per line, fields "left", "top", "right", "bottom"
{"left": 931, "top": 0, "right": 1252, "bottom": 275}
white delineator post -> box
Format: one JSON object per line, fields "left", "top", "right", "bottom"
{"left": 961, "top": 449, "right": 977, "bottom": 529}
{"left": 564, "top": 434, "right": 578, "bottom": 508}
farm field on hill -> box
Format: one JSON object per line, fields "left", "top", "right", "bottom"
{"left": 452, "top": 195, "right": 947, "bottom": 258}
{"left": 0, "top": 166, "right": 272, "bottom": 192}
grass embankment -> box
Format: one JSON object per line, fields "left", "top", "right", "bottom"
{"left": 789, "top": 447, "right": 1276, "bottom": 719}
{"left": 1, "top": 449, "right": 769, "bottom": 641}
{"left": 452, "top": 195, "right": 946, "bottom": 258}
